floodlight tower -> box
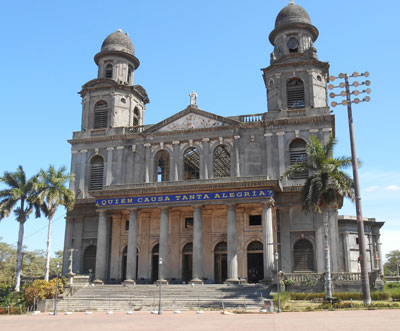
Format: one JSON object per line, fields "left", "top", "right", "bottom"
{"left": 328, "top": 72, "right": 372, "bottom": 304}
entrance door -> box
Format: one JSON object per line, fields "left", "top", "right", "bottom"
{"left": 182, "top": 243, "right": 193, "bottom": 283}
{"left": 122, "top": 246, "right": 127, "bottom": 281}
{"left": 82, "top": 245, "right": 97, "bottom": 276}
{"left": 151, "top": 244, "right": 159, "bottom": 283}
{"left": 214, "top": 242, "right": 227, "bottom": 284}
{"left": 247, "top": 241, "right": 264, "bottom": 283}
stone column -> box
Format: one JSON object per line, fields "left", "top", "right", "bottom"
{"left": 116, "top": 146, "right": 124, "bottom": 185}
{"left": 262, "top": 200, "right": 274, "bottom": 282}
{"left": 125, "top": 209, "right": 138, "bottom": 284}
{"left": 172, "top": 141, "right": 180, "bottom": 181}
{"left": 191, "top": 206, "right": 203, "bottom": 283}
{"left": 78, "top": 150, "right": 87, "bottom": 197}
{"left": 264, "top": 133, "right": 273, "bottom": 178}
{"left": 159, "top": 207, "right": 170, "bottom": 282}
{"left": 94, "top": 210, "right": 107, "bottom": 284}
{"left": 62, "top": 218, "right": 73, "bottom": 276}
{"left": 376, "top": 234, "right": 384, "bottom": 273}
{"left": 226, "top": 204, "right": 239, "bottom": 283}
{"left": 233, "top": 135, "right": 241, "bottom": 177}
{"left": 343, "top": 232, "right": 351, "bottom": 272}
{"left": 105, "top": 147, "right": 114, "bottom": 186}
{"left": 276, "top": 132, "right": 285, "bottom": 178}
{"left": 202, "top": 138, "right": 210, "bottom": 179}
{"left": 144, "top": 143, "right": 151, "bottom": 183}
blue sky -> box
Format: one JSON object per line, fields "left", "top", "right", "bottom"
{"left": 0, "top": 0, "right": 399, "bottom": 259}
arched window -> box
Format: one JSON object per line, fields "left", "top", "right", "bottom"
{"left": 287, "top": 78, "right": 305, "bottom": 109}
{"left": 213, "top": 145, "right": 231, "bottom": 178}
{"left": 154, "top": 150, "right": 170, "bottom": 182}
{"left": 293, "top": 239, "right": 314, "bottom": 272}
{"left": 82, "top": 245, "right": 97, "bottom": 275}
{"left": 93, "top": 101, "right": 108, "bottom": 129}
{"left": 89, "top": 156, "right": 104, "bottom": 190}
{"left": 289, "top": 139, "right": 308, "bottom": 179}
{"left": 287, "top": 37, "right": 299, "bottom": 53}
{"left": 184, "top": 147, "right": 200, "bottom": 180}
{"left": 132, "top": 107, "right": 140, "bottom": 126}
{"left": 105, "top": 63, "right": 113, "bottom": 78}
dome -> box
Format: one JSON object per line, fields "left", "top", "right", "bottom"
{"left": 94, "top": 29, "right": 139, "bottom": 68}
{"left": 269, "top": 2, "right": 318, "bottom": 45}
{"left": 101, "top": 29, "right": 135, "bottom": 55}
{"left": 275, "top": 2, "right": 311, "bottom": 28}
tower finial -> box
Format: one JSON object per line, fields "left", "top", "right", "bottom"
{"left": 290, "top": 0, "right": 294, "bottom": 4}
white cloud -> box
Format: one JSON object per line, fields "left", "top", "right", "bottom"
{"left": 365, "top": 186, "right": 378, "bottom": 192}
{"left": 385, "top": 185, "right": 400, "bottom": 191}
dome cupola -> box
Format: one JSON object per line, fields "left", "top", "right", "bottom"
{"left": 269, "top": 1, "right": 318, "bottom": 45}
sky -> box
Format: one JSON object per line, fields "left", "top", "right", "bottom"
{"left": 0, "top": 0, "right": 399, "bottom": 261}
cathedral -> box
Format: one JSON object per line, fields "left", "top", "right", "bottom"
{"left": 63, "top": 2, "right": 384, "bottom": 286}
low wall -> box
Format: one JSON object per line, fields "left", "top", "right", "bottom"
{"left": 281, "top": 272, "right": 384, "bottom": 293}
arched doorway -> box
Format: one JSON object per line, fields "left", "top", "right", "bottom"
{"left": 214, "top": 242, "right": 227, "bottom": 284}
{"left": 293, "top": 239, "right": 314, "bottom": 272}
{"left": 151, "top": 244, "right": 159, "bottom": 283}
{"left": 121, "top": 246, "right": 139, "bottom": 282}
{"left": 247, "top": 241, "right": 264, "bottom": 283}
{"left": 182, "top": 243, "right": 193, "bottom": 283}
{"left": 82, "top": 245, "right": 96, "bottom": 275}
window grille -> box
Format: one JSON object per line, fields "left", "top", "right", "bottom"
{"left": 94, "top": 101, "right": 108, "bottom": 129}
{"left": 105, "top": 64, "right": 113, "bottom": 78}
{"left": 184, "top": 147, "right": 200, "bottom": 180}
{"left": 213, "top": 145, "right": 231, "bottom": 177}
{"left": 185, "top": 217, "right": 193, "bottom": 229}
{"left": 287, "top": 78, "right": 305, "bottom": 109}
{"left": 154, "top": 150, "right": 170, "bottom": 182}
{"left": 293, "top": 239, "right": 314, "bottom": 272}
{"left": 89, "top": 156, "right": 104, "bottom": 190}
{"left": 289, "top": 139, "right": 308, "bottom": 179}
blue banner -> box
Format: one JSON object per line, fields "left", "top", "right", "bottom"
{"left": 95, "top": 189, "right": 273, "bottom": 207}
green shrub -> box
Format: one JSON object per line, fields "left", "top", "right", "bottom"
{"left": 289, "top": 293, "right": 325, "bottom": 300}
{"left": 386, "top": 283, "right": 400, "bottom": 289}
{"left": 371, "top": 292, "right": 390, "bottom": 300}
{"left": 333, "top": 292, "right": 363, "bottom": 300}
{"left": 24, "top": 279, "right": 64, "bottom": 305}
{"left": 391, "top": 293, "right": 400, "bottom": 300}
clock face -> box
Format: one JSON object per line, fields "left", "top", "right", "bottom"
{"left": 287, "top": 37, "right": 299, "bottom": 52}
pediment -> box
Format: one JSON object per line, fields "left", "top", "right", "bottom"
{"left": 145, "top": 106, "right": 240, "bottom": 133}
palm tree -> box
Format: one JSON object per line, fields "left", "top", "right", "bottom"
{"left": 38, "top": 165, "right": 74, "bottom": 281}
{"left": 284, "top": 135, "right": 354, "bottom": 299}
{"left": 0, "top": 166, "right": 42, "bottom": 291}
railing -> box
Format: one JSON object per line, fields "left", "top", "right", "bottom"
{"left": 239, "top": 114, "right": 264, "bottom": 123}
{"left": 283, "top": 272, "right": 365, "bottom": 283}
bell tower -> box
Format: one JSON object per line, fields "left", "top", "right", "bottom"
{"left": 79, "top": 29, "right": 149, "bottom": 131}
{"left": 262, "top": 1, "right": 329, "bottom": 113}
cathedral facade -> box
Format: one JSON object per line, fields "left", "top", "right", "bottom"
{"left": 63, "top": 3, "right": 383, "bottom": 285}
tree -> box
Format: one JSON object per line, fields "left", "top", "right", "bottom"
{"left": 284, "top": 135, "right": 354, "bottom": 299}
{"left": 38, "top": 165, "right": 74, "bottom": 281}
{"left": 0, "top": 166, "right": 42, "bottom": 292}
{"left": 384, "top": 250, "right": 400, "bottom": 275}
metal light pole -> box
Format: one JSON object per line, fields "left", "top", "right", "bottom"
{"left": 274, "top": 252, "right": 281, "bottom": 313}
{"left": 158, "top": 257, "right": 163, "bottom": 315}
{"left": 54, "top": 262, "right": 60, "bottom": 315}
{"left": 328, "top": 71, "right": 372, "bottom": 304}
